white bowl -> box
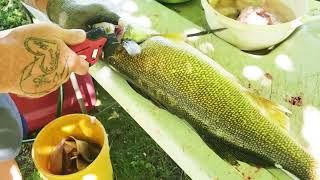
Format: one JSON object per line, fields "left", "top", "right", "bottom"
{"left": 201, "top": 0, "right": 320, "bottom": 50}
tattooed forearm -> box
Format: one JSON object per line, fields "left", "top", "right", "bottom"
{"left": 20, "top": 37, "right": 69, "bottom": 95}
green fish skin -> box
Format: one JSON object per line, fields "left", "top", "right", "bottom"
{"left": 107, "top": 37, "right": 317, "bottom": 180}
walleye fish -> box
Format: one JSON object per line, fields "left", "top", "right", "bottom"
{"left": 107, "top": 36, "right": 317, "bottom": 180}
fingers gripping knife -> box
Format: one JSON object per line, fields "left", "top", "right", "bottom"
{"left": 68, "top": 28, "right": 118, "bottom": 114}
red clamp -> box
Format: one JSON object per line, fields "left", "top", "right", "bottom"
{"left": 69, "top": 37, "right": 107, "bottom": 65}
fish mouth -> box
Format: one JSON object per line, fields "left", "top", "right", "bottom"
{"left": 85, "top": 15, "right": 125, "bottom": 41}
{"left": 87, "top": 21, "right": 126, "bottom": 59}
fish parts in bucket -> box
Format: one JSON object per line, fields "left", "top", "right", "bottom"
{"left": 107, "top": 36, "right": 318, "bottom": 179}
{"left": 48, "top": 136, "right": 101, "bottom": 175}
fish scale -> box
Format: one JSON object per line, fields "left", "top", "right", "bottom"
{"left": 108, "top": 36, "right": 316, "bottom": 180}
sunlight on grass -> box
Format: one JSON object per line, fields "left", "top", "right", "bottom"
{"left": 275, "top": 54, "right": 294, "bottom": 72}
{"left": 302, "top": 106, "right": 320, "bottom": 163}
{"left": 108, "top": 111, "right": 120, "bottom": 120}
{"left": 95, "top": 99, "right": 102, "bottom": 107}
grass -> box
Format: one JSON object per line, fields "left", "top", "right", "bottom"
{"left": 16, "top": 143, "right": 41, "bottom": 180}
{"left": 16, "top": 81, "right": 190, "bottom": 180}
{"left": 0, "top": 0, "right": 29, "bottom": 30}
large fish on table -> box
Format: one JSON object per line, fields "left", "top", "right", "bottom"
{"left": 106, "top": 36, "right": 317, "bottom": 180}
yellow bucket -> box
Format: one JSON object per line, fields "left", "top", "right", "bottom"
{"left": 32, "top": 114, "right": 113, "bottom": 180}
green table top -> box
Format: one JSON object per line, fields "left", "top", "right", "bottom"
{"left": 24, "top": 0, "right": 320, "bottom": 179}
{"left": 90, "top": 0, "right": 320, "bottom": 179}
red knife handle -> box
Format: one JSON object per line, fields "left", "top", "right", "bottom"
{"left": 69, "top": 37, "right": 107, "bottom": 65}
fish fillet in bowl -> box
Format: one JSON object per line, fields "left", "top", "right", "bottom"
{"left": 202, "top": 0, "right": 320, "bottom": 50}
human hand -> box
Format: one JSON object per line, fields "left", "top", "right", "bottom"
{"left": 46, "top": 0, "right": 121, "bottom": 29}
{"left": 0, "top": 23, "right": 88, "bottom": 98}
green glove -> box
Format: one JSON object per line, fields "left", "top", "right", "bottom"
{"left": 47, "top": 0, "right": 120, "bottom": 29}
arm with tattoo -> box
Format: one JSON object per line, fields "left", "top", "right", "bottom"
{"left": 1, "top": 0, "right": 116, "bottom": 97}
{"left": 0, "top": 23, "right": 88, "bottom": 97}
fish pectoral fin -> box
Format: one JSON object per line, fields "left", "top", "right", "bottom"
{"left": 247, "top": 92, "right": 291, "bottom": 130}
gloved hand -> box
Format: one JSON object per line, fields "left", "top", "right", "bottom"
{"left": 46, "top": 0, "right": 121, "bottom": 29}
{"left": 0, "top": 23, "right": 88, "bottom": 98}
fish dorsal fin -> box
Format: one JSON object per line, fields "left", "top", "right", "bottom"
{"left": 247, "top": 92, "right": 291, "bottom": 130}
